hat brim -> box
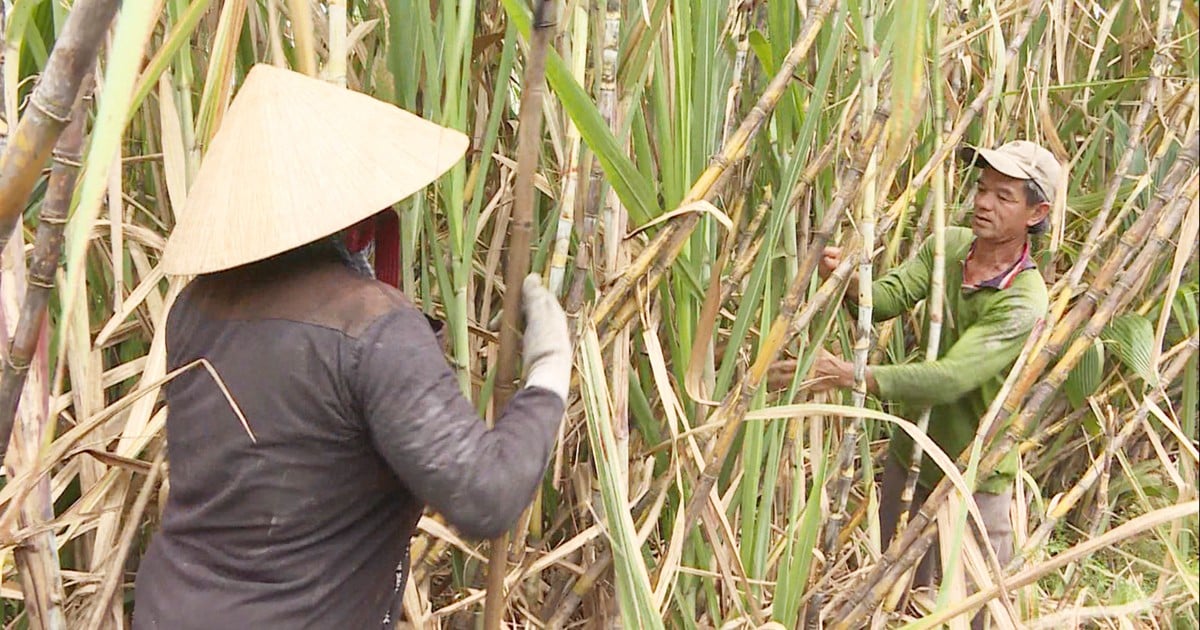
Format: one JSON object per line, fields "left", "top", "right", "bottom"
{"left": 160, "top": 65, "right": 469, "bottom": 276}
{"left": 959, "top": 145, "right": 1036, "bottom": 181}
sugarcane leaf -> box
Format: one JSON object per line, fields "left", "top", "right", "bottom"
{"left": 578, "top": 325, "right": 665, "bottom": 629}
{"left": 60, "top": 0, "right": 165, "bottom": 359}
{"left": 884, "top": 0, "right": 926, "bottom": 170}
{"left": 1101, "top": 313, "right": 1159, "bottom": 387}
{"left": 127, "top": 0, "right": 217, "bottom": 126}
{"left": 615, "top": 0, "right": 669, "bottom": 92}
{"left": 748, "top": 29, "right": 775, "bottom": 76}
{"left": 1065, "top": 335, "right": 1105, "bottom": 408}
{"left": 501, "top": 0, "right": 659, "bottom": 227}
{"left": 1171, "top": 281, "right": 1199, "bottom": 336}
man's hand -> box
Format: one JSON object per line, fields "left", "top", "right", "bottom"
{"left": 820, "top": 246, "right": 860, "bottom": 300}
{"left": 819, "top": 246, "right": 842, "bottom": 280}
{"left": 809, "top": 347, "right": 852, "bottom": 392}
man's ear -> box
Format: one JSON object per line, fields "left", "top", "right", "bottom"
{"left": 1027, "top": 201, "right": 1051, "bottom": 229}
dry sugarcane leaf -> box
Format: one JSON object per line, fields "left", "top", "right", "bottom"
{"left": 65, "top": 448, "right": 154, "bottom": 474}
{"left": 157, "top": 73, "right": 189, "bottom": 217}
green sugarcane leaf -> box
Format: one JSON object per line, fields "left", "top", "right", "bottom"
{"left": 1102, "top": 313, "right": 1159, "bottom": 387}
{"left": 501, "top": 0, "right": 659, "bottom": 227}
{"left": 747, "top": 29, "right": 775, "bottom": 77}
{"left": 1065, "top": 335, "right": 1105, "bottom": 409}
{"left": 1170, "top": 282, "right": 1199, "bottom": 336}
{"left": 578, "top": 325, "right": 665, "bottom": 629}
{"left": 884, "top": 0, "right": 926, "bottom": 169}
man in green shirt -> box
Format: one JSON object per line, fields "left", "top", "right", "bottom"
{"left": 811, "top": 140, "right": 1058, "bottom": 604}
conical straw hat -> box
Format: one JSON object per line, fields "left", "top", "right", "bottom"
{"left": 160, "top": 64, "right": 469, "bottom": 275}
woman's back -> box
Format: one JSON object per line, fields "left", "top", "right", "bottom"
{"left": 134, "top": 251, "right": 422, "bottom": 628}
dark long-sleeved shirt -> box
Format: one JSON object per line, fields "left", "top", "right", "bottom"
{"left": 133, "top": 249, "right": 564, "bottom": 628}
{"left": 870, "top": 227, "right": 1048, "bottom": 493}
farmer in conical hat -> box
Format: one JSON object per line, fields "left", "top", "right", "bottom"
{"left": 132, "top": 64, "right": 572, "bottom": 629}
{"left": 810, "top": 140, "right": 1058, "bottom": 628}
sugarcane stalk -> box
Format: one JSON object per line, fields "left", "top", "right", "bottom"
{"left": 810, "top": 5, "right": 880, "bottom": 625}
{"left": 0, "top": 68, "right": 94, "bottom": 467}
{"left": 327, "top": 0, "right": 347, "bottom": 87}
{"left": 823, "top": 0, "right": 880, "bottom": 553}
{"left": 564, "top": 150, "right": 600, "bottom": 314}
{"left": 520, "top": 2, "right": 588, "bottom": 601}
{"left": 831, "top": 171, "right": 1198, "bottom": 628}
{"left": 720, "top": 2, "right": 752, "bottom": 148}
{"left": 266, "top": 0, "right": 287, "bottom": 65}
{"left": 0, "top": 0, "right": 121, "bottom": 250}
{"left": 678, "top": 107, "right": 889, "bottom": 544}
{"left": 589, "top": 0, "right": 837, "bottom": 342}
{"left": 1010, "top": 335, "right": 1198, "bottom": 572}
{"left": 1, "top": 1, "right": 7, "bottom": 145}
{"left": 285, "top": 0, "right": 318, "bottom": 76}
{"left": 594, "top": 0, "right": 630, "bottom": 488}
{"left": 881, "top": 139, "right": 946, "bottom": 617}
{"left": 2, "top": 79, "right": 90, "bottom": 630}
{"left": 548, "top": 3, "right": 588, "bottom": 297}
{"left": 484, "top": 3, "right": 555, "bottom": 627}
{"left": 890, "top": 0, "right": 951, "bottom": 564}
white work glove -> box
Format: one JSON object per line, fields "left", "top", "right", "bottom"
{"left": 521, "top": 273, "right": 572, "bottom": 401}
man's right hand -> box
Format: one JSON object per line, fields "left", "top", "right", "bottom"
{"left": 819, "top": 246, "right": 842, "bottom": 280}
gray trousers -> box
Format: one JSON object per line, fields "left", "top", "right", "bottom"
{"left": 878, "top": 455, "right": 1013, "bottom": 629}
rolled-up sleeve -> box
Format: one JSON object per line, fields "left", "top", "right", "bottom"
{"left": 352, "top": 308, "right": 564, "bottom": 539}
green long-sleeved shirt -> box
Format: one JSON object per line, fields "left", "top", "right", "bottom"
{"left": 869, "top": 227, "right": 1048, "bottom": 494}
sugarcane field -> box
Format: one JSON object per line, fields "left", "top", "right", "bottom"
{"left": 0, "top": 0, "right": 1199, "bottom": 627}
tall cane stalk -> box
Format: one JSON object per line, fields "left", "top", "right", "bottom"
{"left": 548, "top": 3, "right": 588, "bottom": 297}
{"left": 327, "top": 0, "right": 348, "bottom": 87}
{"left": 484, "top": 3, "right": 555, "bottom": 627}
{"left": 285, "top": 0, "right": 317, "bottom": 76}
{"left": 825, "top": 0, "right": 880, "bottom": 549}
{"left": 890, "top": 0, "right": 950, "bottom": 579}
{"left": 811, "top": 3, "right": 880, "bottom": 625}
{"left": 0, "top": 0, "right": 120, "bottom": 248}
{"left": 595, "top": 0, "right": 631, "bottom": 486}
{"left": 2, "top": 74, "right": 91, "bottom": 630}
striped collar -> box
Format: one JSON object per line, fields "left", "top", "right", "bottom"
{"left": 962, "top": 239, "right": 1035, "bottom": 291}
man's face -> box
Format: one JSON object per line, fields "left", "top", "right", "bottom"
{"left": 970, "top": 167, "right": 1049, "bottom": 242}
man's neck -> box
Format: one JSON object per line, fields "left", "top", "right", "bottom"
{"left": 970, "top": 235, "right": 1028, "bottom": 271}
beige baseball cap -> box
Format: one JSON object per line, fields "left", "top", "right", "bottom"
{"left": 960, "top": 140, "right": 1062, "bottom": 204}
